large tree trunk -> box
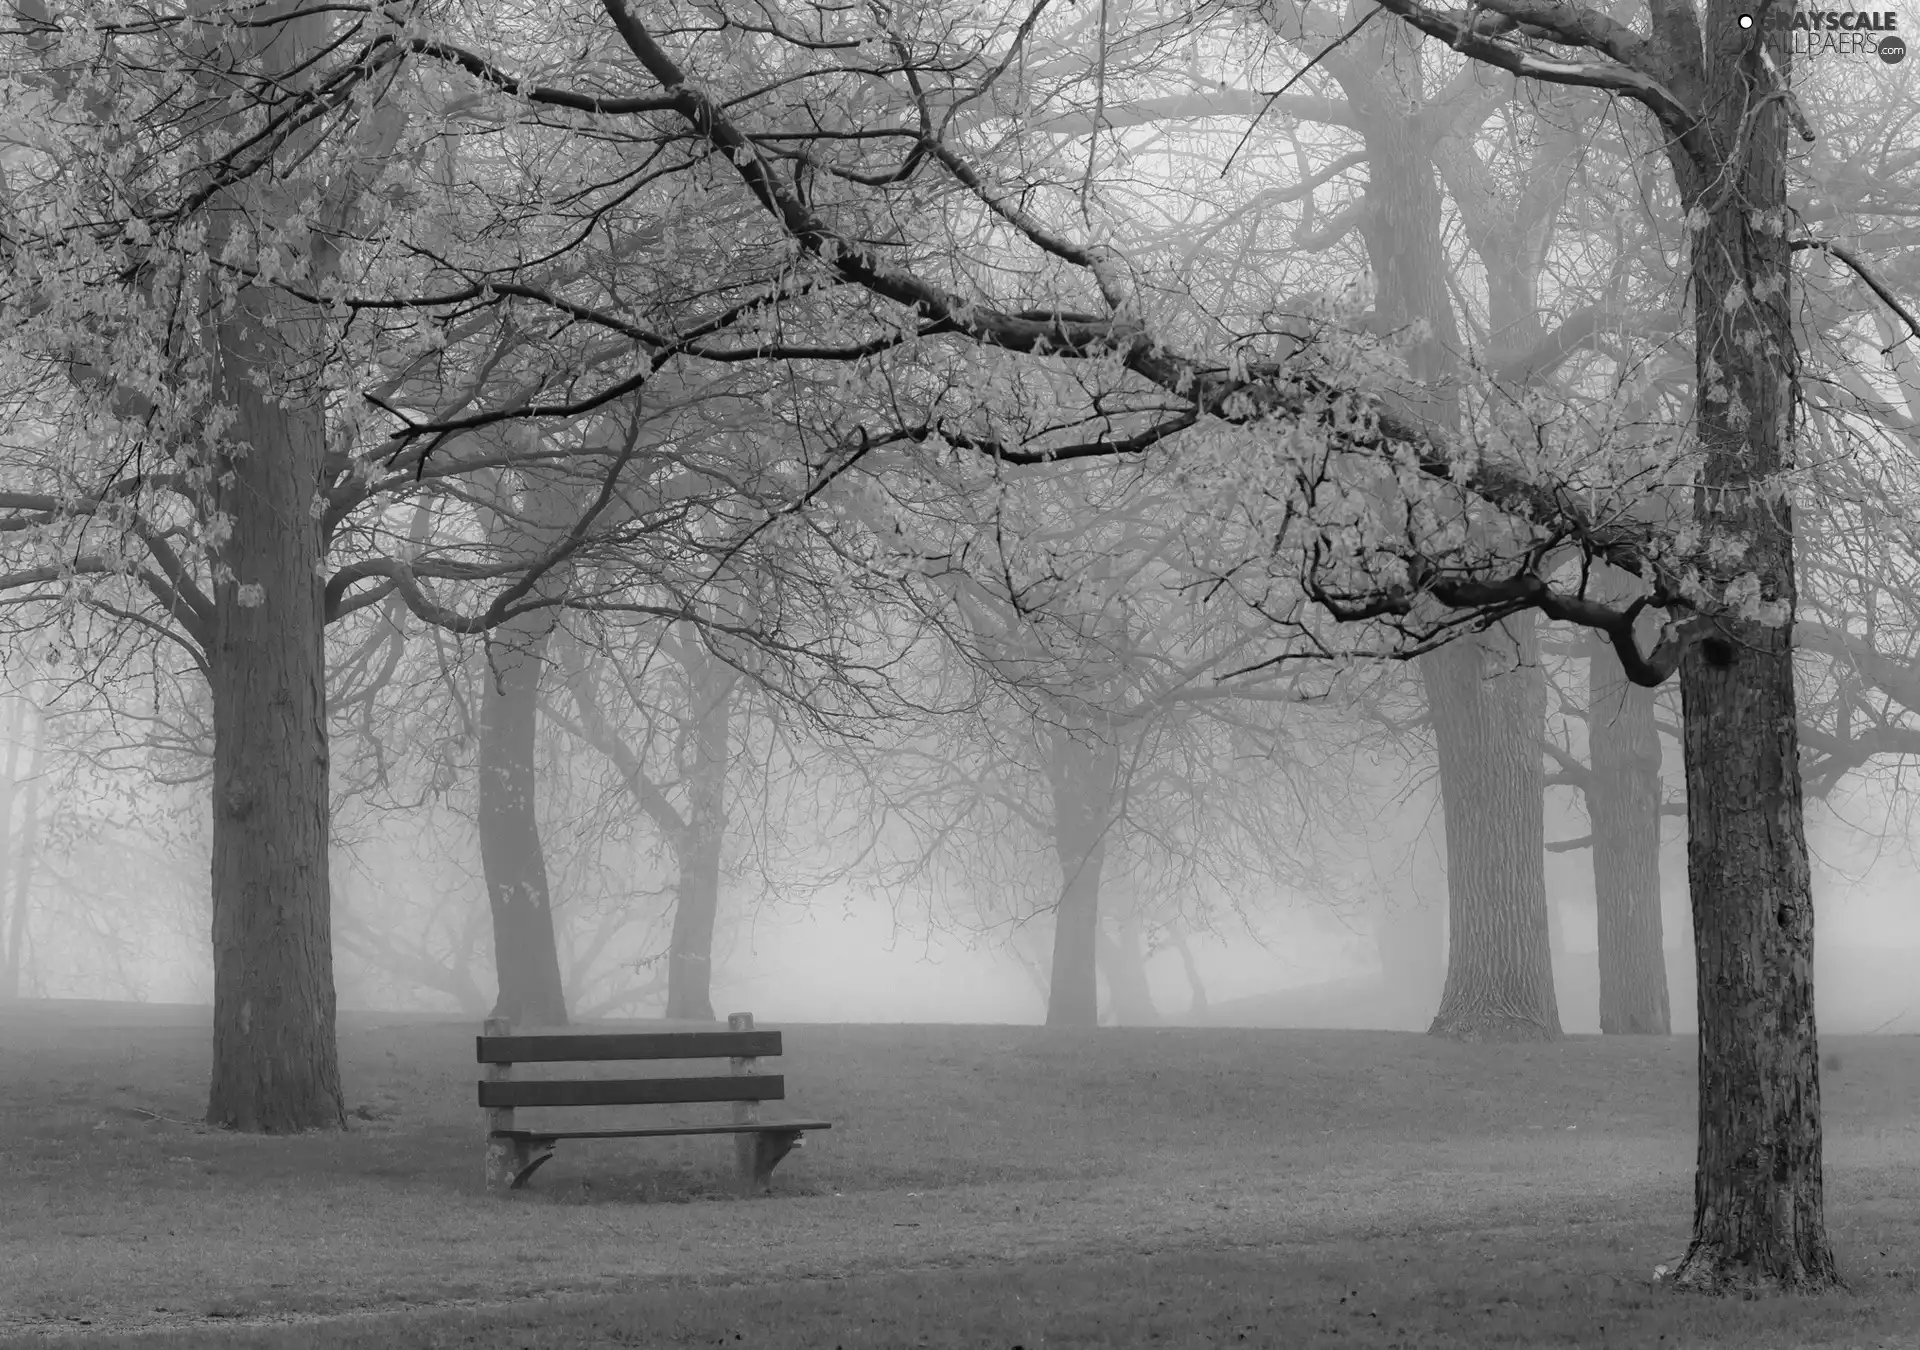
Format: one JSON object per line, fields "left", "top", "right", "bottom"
{"left": 1588, "top": 618, "right": 1670, "bottom": 1035}
{"left": 477, "top": 605, "right": 570, "bottom": 1027}
{"left": 1674, "top": 630, "right": 1829, "bottom": 1288}
{"left": 1044, "top": 726, "right": 1116, "bottom": 1028}
{"left": 204, "top": 283, "right": 343, "bottom": 1132}
{"left": 191, "top": 0, "right": 343, "bottom": 1138}
{"left": 1422, "top": 617, "right": 1562, "bottom": 1041}
{"left": 1664, "top": 9, "right": 1835, "bottom": 1287}
{"left": 664, "top": 644, "right": 736, "bottom": 1022}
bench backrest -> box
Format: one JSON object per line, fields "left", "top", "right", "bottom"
{"left": 476, "top": 1030, "right": 785, "bottom": 1111}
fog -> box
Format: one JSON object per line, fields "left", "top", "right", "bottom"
{"left": 3, "top": 694, "right": 1912, "bottom": 1038}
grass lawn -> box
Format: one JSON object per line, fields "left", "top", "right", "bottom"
{"left": 0, "top": 1000, "right": 1915, "bottom": 1348}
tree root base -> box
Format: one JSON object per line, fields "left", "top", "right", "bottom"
{"left": 1663, "top": 1242, "right": 1846, "bottom": 1296}
{"left": 1426, "top": 1013, "right": 1561, "bottom": 1043}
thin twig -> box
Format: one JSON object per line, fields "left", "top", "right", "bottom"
{"left": 127, "top": 1105, "right": 197, "bottom": 1126}
{"left": 1793, "top": 239, "right": 1920, "bottom": 353}
{"left": 1221, "top": 9, "right": 1380, "bottom": 178}
{"left": 1869, "top": 1006, "right": 1911, "bottom": 1034}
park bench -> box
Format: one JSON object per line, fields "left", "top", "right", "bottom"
{"left": 476, "top": 1011, "right": 831, "bottom": 1193}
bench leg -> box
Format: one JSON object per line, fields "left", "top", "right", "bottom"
{"left": 485, "top": 1134, "right": 518, "bottom": 1193}
{"left": 739, "top": 1129, "right": 805, "bottom": 1194}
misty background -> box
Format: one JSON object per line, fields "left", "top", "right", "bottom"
{"left": 4, "top": 679, "right": 1912, "bottom": 1034}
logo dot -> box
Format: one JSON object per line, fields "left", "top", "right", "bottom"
{"left": 1738, "top": 12, "right": 1754, "bottom": 26}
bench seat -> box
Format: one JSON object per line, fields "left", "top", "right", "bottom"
{"left": 492, "top": 1122, "right": 834, "bottom": 1141}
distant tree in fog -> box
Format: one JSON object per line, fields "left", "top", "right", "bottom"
{"left": 556, "top": 620, "right": 742, "bottom": 1022}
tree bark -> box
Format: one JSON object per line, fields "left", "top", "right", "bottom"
{"left": 1588, "top": 615, "right": 1670, "bottom": 1035}
{"left": 1663, "top": 10, "right": 1836, "bottom": 1287}
{"left": 1422, "top": 616, "right": 1562, "bottom": 1042}
{"left": 204, "top": 281, "right": 344, "bottom": 1132}
{"left": 664, "top": 644, "right": 736, "bottom": 1022}
{"left": 1044, "top": 726, "right": 1116, "bottom": 1028}
{"left": 477, "top": 604, "right": 570, "bottom": 1027}
{"left": 1673, "top": 625, "right": 1830, "bottom": 1288}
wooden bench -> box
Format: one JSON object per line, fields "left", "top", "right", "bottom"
{"left": 476, "top": 1011, "right": 831, "bottom": 1193}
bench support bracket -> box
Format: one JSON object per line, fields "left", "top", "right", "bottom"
{"left": 742, "top": 1128, "right": 806, "bottom": 1194}
{"left": 509, "top": 1138, "right": 557, "bottom": 1190}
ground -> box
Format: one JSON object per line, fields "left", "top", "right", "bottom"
{"left": 0, "top": 1000, "right": 1916, "bottom": 1348}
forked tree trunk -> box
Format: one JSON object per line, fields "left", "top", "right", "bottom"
{"left": 1045, "top": 726, "right": 1116, "bottom": 1028}
{"left": 1663, "top": 7, "right": 1835, "bottom": 1286}
{"left": 1095, "top": 919, "right": 1160, "bottom": 1025}
{"left": 205, "top": 283, "right": 343, "bottom": 1132}
{"left": 1588, "top": 624, "right": 1670, "bottom": 1035}
{"left": 478, "top": 606, "right": 570, "bottom": 1027}
{"left": 1338, "top": 30, "right": 1552, "bottom": 1038}
{"left": 556, "top": 630, "right": 735, "bottom": 1022}
{"left": 1422, "top": 617, "right": 1562, "bottom": 1042}
{"left": 664, "top": 648, "right": 736, "bottom": 1022}
{"left": 1168, "top": 924, "right": 1207, "bottom": 1014}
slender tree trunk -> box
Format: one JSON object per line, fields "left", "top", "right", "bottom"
{"left": 666, "top": 831, "right": 722, "bottom": 1021}
{"left": 1009, "top": 935, "right": 1054, "bottom": 1019}
{"left": 0, "top": 697, "right": 23, "bottom": 999}
{"left": 665, "top": 648, "right": 735, "bottom": 1022}
{"left": 1663, "top": 12, "right": 1835, "bottom": 1286}
{"left": 1422, "top": 617, "right": 1562, "bottom": 1041}
{"left": 1589, "top": 613, "right": 1670, "bottom": 1035}
{"left": 204, "top": 283, "right": 343, "bottom": 1132}
{"left": 477, "top": 606, "right": 569, "bottom": 1027}
{"left": 1095, "top": 920, "right": 1159, "bottom": 1025}
{"left": 4, "top": 757, "right": 40, "bottom": 1000}
{"left": 1045, "top": 727, "right": 1115, "bottom": 1028}
{"left": 555, "top": 629, "right": 731, "bottom": 1021}
{"left": 1169, "top": 923, "right": 1207, "bottom": 1014}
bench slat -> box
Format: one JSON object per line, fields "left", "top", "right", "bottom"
{"left": 476, "top": 1031, "right": 782, "bottom": 1064}
{"left": 492, "top": 1122, "right": 832, "bottom": 1141}
{"left": 478, "top": 1074, "right": 786, "bottom": 1109}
